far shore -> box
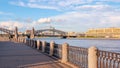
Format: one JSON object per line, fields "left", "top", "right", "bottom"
{"left": 67, "top": 37, "right": 120, "bottom": 40}
{"left": 34, "top": 36, "right": 120, "bottom": 40}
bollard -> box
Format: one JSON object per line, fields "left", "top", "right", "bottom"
{"left": 18, "top": 38, "right": 19, "bottom": 42}
{"left": 17, "top": 38, "right": 18, "bottom": 42}
{"left": 37, "top": 40, "right": 40, "bottom": 50}
{"left": 61, "top": 43, "right": 69, "bottom": 63}
{"left": 26, "top": 39, "right": 27, "bottom": 45}
{"left": 19, "top": 38, "right": 21, "bottom": 43}
{"left": 21, "top": 38, "right": 23, "bottom": 43}
{"left": 19, "top": 38, "right": 20, "bottom": 43}
{"left": 88, "top": 46, "right": 98, "bottom": 68}
{"left": 42, "top": 41, "right": 46, "bottom": 52}
{"left": 24, "top": 38, "right": 26, "bottom": 44}
{"left": 49, "top": 41, "right": 55, "bottom": 56}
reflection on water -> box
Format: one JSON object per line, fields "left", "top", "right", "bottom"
{"left": 34, "top": 38, "right": 120, "bottom": 53}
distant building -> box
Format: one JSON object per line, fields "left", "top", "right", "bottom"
{"left": 18, "top": 32, "right": 23, "bottom": 34}
{"left": 67, "top": 32, "right": 77, "bottom": 36}
{"left": 86, "top": 27, "right": 120, "bottom": 38}
{"left": 76, "top": 32, "right": 85, "bottom": 37}
{"left": 24, "top": 30, "right": 31, "bottom": 34}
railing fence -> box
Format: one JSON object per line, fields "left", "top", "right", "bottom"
{"left": 69, "top": 46, "right": 88, "bottom": 68}
{"left": 25, "top": 39, "right": 120, "bottom": 68}
{"left": 97, "top": 50, "right": 120, "bottom": 68}
{"left": 53, "top": 43, "right": 62, "bottom": 59}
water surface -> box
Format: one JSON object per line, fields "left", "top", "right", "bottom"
{"left": 34, "top": 38, "right": 120, "bottom": 53}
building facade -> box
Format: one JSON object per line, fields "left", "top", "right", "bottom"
{"left": 24, "top": 30, "right": 31, "bottom": 34}
{"left": 86, "top": 27, "right": 120, "bottom": 38}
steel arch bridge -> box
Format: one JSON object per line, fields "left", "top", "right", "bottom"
{"left": 35, "top": 29, "right": 67, "bottom": 35}
{"left": 0, "top": 27, "right": 14, "bottom": 35}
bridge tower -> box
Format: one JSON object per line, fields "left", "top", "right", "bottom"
{"left": 30, "top": 27, "right": 35, "bottom": 39}
{"left": 52, "top": 27, "right": 55, "bottom": 36}
{"left": 14, "top": 27, "right": 18, "bottom": 40}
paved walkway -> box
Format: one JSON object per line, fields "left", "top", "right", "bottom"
{"left": 0, "top": 41, "right": 72, "bottom": 68}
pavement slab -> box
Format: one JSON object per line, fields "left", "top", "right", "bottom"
{"left": 0, "top": 41, "right": 72, "bottom": 68}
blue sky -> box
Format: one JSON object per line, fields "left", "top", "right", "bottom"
{"left": 0, "top": 0, "right": 120, "bottom": 32}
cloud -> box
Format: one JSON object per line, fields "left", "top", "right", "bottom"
{"left": 100, "top": 0, "right": 120, "bottom": 2}
{"left": 9, "top": 1, "right": 58, "bottom": 10}
{"left": 7, "top": 0, "right": 120, "bottom": 32}
{"left": 0, "top": 19, "right": 50, "bottom": 31}
{"left": 14, "top": 18, "right": 33, "bottom": 23}
{"left": 0, "top": 17, "right": 52, "bottom": 32}
{"left": 49, "top": 11, "right": 120, "bottom": 32}
{"left": 1, "top": 10, "right": 120, "bottom": 32}
{"left": 0, "top": 21, "right": 24, "bottom": 30}
{"left": 0, "top": 20, "right": 38, "bottom": 32}
{"left": 9, "top": 0, "right": 120, "bottom": 12}
{"left": 27, "top": 3, "right": 58, "bottom": 10}
{"left": 75, "top": 4, "right": 111, "bottom": 11}
{"left": 10, "top": 1, "right": 25, "bottom": 7}
{"left": 37, "top": 18, "right": 51, "bottom": 24}
{"left": 0, "top": 11, "right": 14, "bottom": 16}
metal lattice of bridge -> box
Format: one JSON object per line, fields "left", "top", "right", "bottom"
{"left": 0, "top": 27, "right": 14, "bottom": 35}
{"left": 35, "top": 28, "right": 67, "bottom": 36}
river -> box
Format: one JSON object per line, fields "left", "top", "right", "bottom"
{"left": 34, "top": 37, "right": 120, "bottom": 53}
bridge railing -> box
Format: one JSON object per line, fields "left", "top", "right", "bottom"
{"left": 0, "top": 27, "right": 14, "bottom": 34}
{"left": 25, "top": 39, "right": 120, "bottom": 68}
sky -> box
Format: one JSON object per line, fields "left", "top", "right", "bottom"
{"left": 0, "top": 0, "right": 120, "bottom": 32}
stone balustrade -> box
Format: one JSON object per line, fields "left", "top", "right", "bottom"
{"left": 0, "top": 37, "right": 10, "bottom": 41}
{"left": 19, "top": 38, "right": 120, "bottom": 68}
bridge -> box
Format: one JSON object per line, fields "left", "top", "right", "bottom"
{"left": 0, "top": 27, "right": 119, "bottom": 68}
{"left": 0, "top": 27, "right": 14, "bottom": 35}
{"left": 0, "top": 27, "right": 18, "bottom": 39}
{"left": 0, "top": 27, "right": 67, "bottom": 39}
{"left": 35, "top": 29, "right": 66, "bottom": 35}
{"left": 0, "top": 27, "right": 77, "bottom": 39}
{"left": 28, "top": 27, "right": 68, "bottom": 38}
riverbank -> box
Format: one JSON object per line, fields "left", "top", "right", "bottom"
{"left": 67, "top": 37, "right": 120, "bottom": 40}
{"left": 34, "top": 36, "right": 120, "bottom": 40}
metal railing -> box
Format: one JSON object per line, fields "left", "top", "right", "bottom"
{"left": 34, "top": 40, "right": 37, "bottom": 48}
{"left": 45, "top": 42, "right": 50, "bottom": 54}
{"left": 38, "top": 41, "right": 42, "bottom": 50}
{"left": 53, "top": 43, "right": 62, "bottom": 59}
{"left": 25, "top": 39, "right": 120, "bottom": 68}
{"left": 68, "top": 46, "right": 88, "bottom": 68}
{"left": 97, "top": 50, "right": 120, "bottom": 68}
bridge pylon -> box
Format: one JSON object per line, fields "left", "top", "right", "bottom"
{"left": 14, "top": 27, "right": 18, "bottom": 40}
{"left": 30, "top": 27, "right": 35, "bottom": 39}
